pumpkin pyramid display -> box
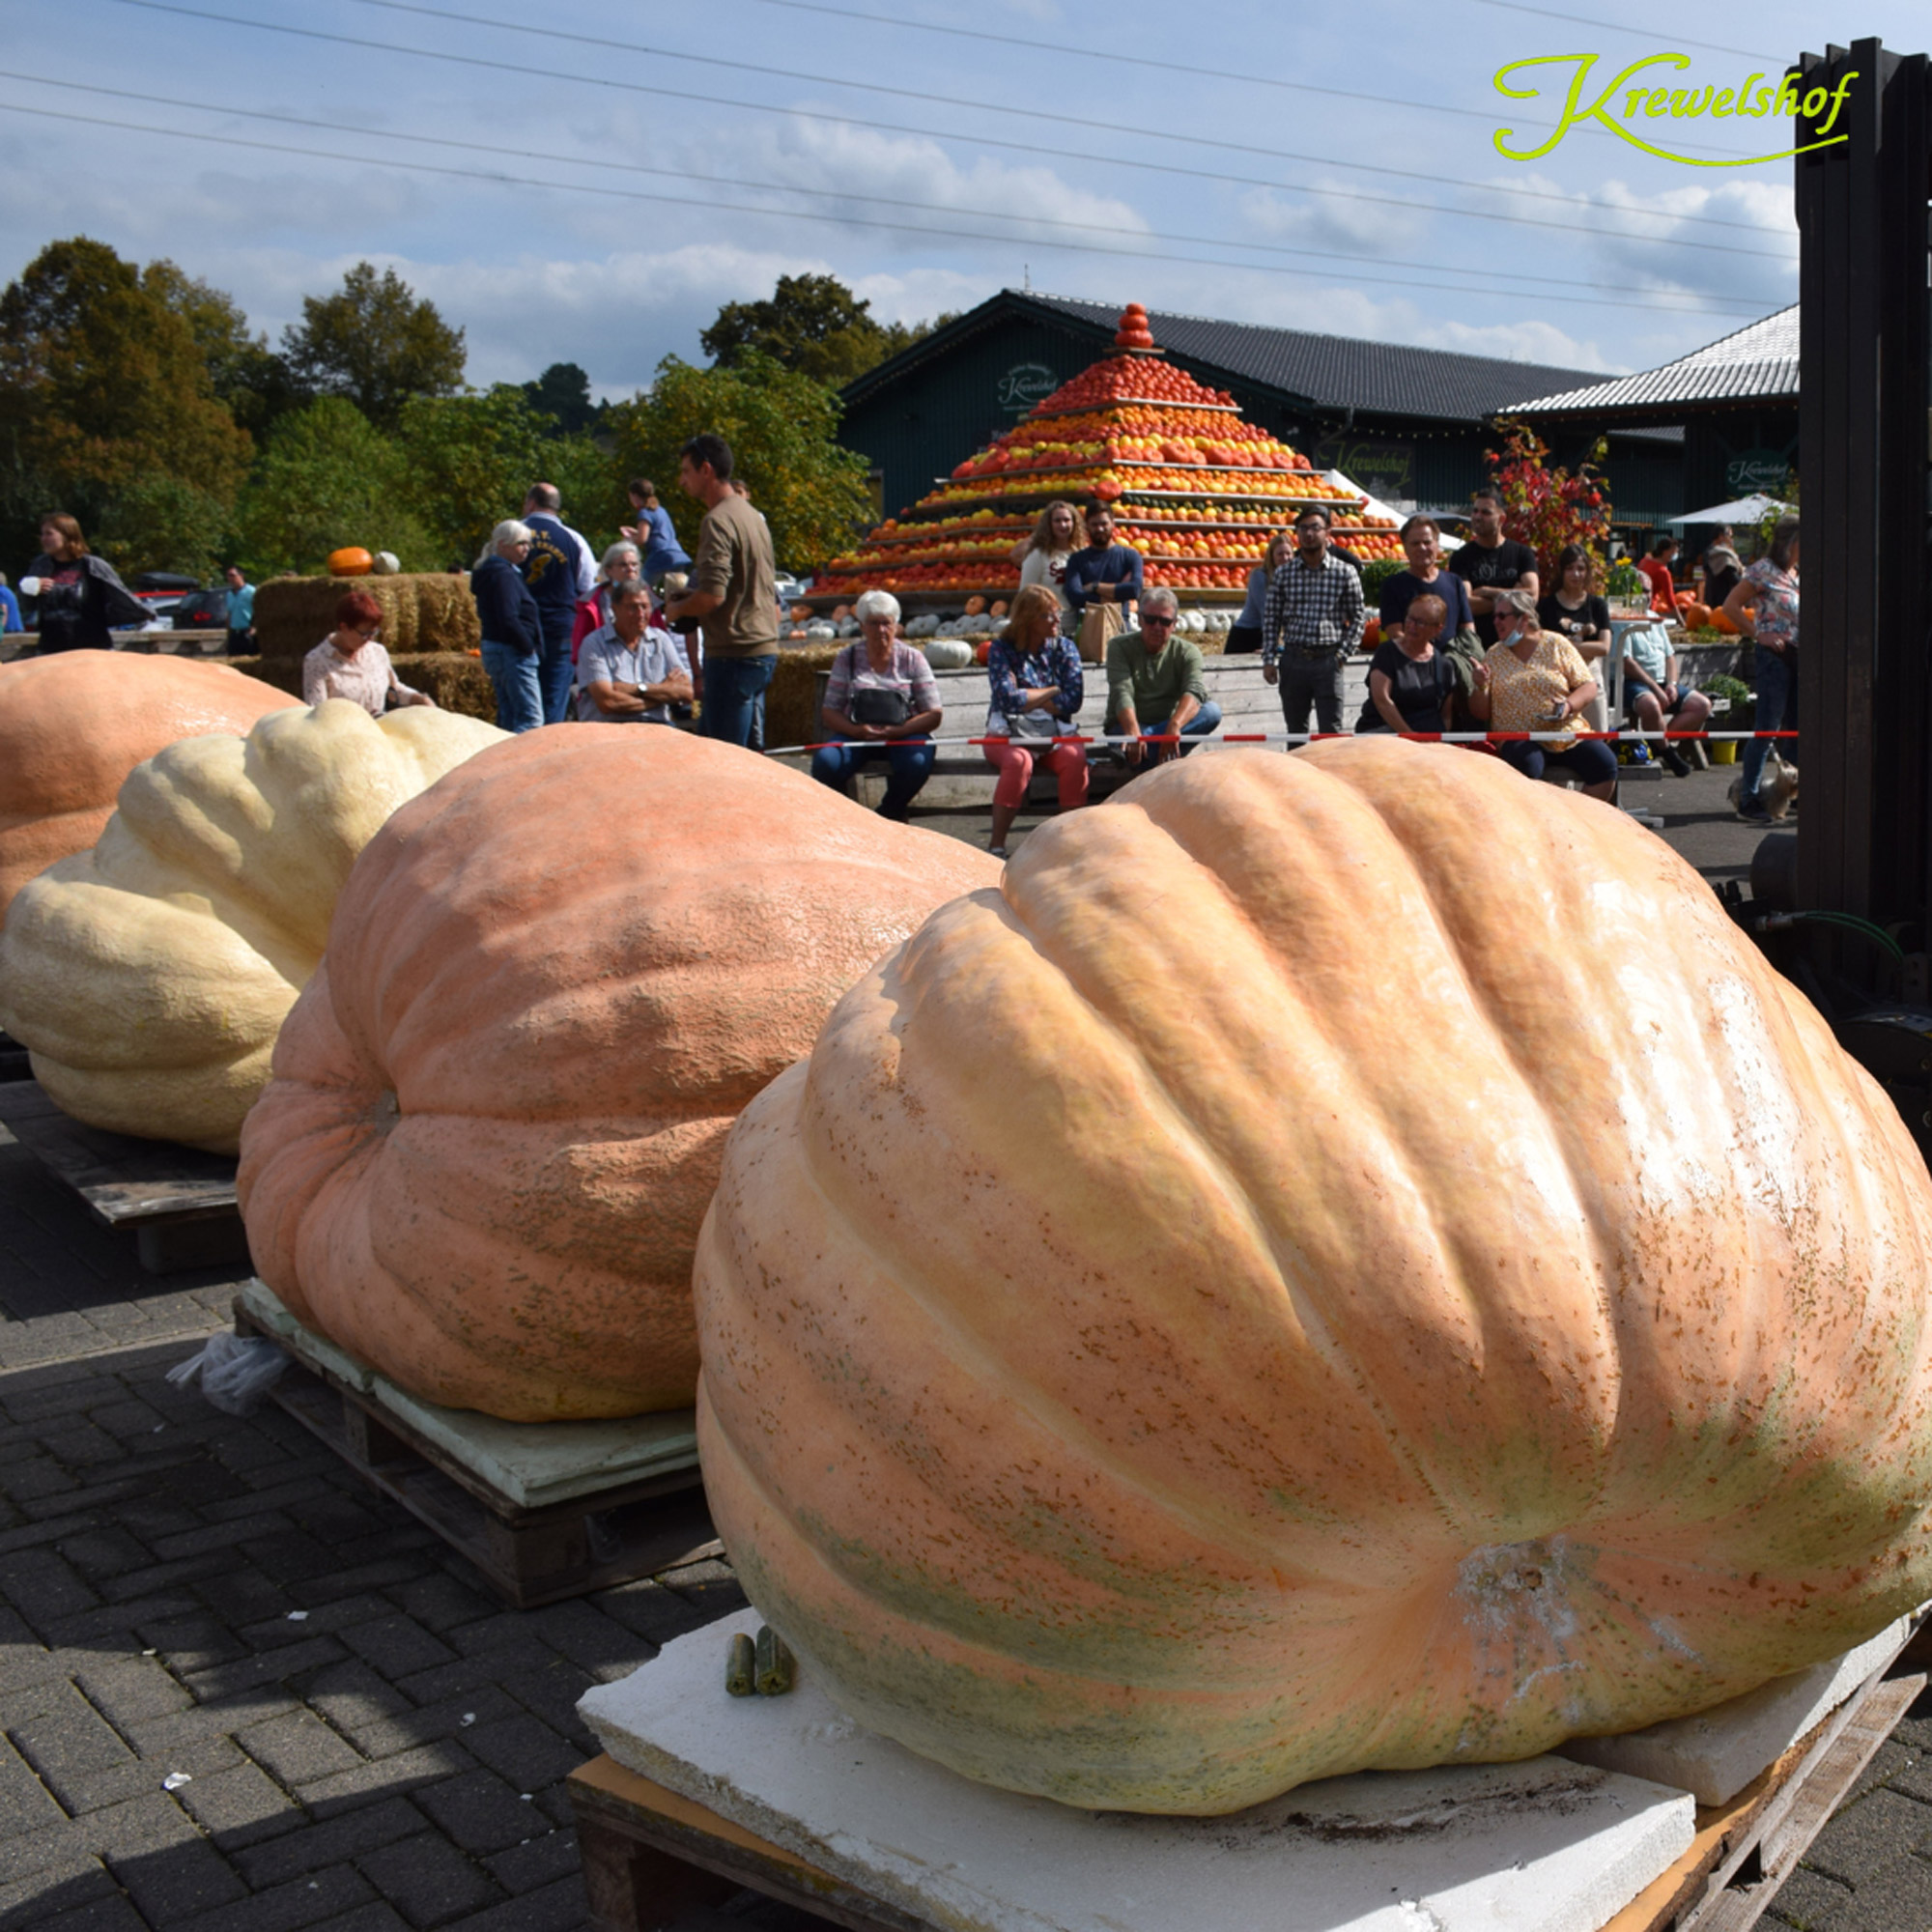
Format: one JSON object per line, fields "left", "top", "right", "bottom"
{"left": 0, "top": 654, "right": 298, "bottom": 924}
{"left": 813, "top": 304, "right": 1399, "bottom": 607}
{"left": 695, "top": 739, "right": 1932, "bottom": 1816}
{"left": 237, "top": 729, "right": 999, "bottom": 1423}
{"left": 0, "top": 701, "right": 505, "bottom": 1152}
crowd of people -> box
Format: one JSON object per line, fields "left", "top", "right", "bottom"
{"left": 15, "top": 468, "right": 1799, "bottom": 847}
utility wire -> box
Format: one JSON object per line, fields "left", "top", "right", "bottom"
{"left": 1468, "top": 0, "right": 1780, "bottom": 62}
{"left": 4, "top": 71, "right": 1795, "bottom": 305}
{"left": 0, "top": 99, "right": 1777, "bottom": 321}
{"left": 343, "top": 0, "right": 1792, "bottom": 239}
{"left": 97, "top": 0, "right": 1798, "bottom": 256}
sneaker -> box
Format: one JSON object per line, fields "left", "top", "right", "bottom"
{"left": 1734, "top": 802, "right": 1774, "bottom": 825}
{"left": 988, "top": 844, "right": 1010, "bottom": 859}
{"left": 1661, "top": 745, "right": 1690, "bottom": 777}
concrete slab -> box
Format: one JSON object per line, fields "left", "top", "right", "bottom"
{"left": 580, "top": 1607, "right": 1695, "bottom": 1932}
{"left": 1561, "top": 1615, "right": 1917, "bottom": 1805}
{"left": 238, "top": 1279, "right": 698, "bottom": 1509}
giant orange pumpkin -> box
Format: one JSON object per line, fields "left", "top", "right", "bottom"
{"left": 0, "top": 655, "right": 297, "bottom": 923}
{"left": 238, "top": 729, "right": 998, "bottom": 1422}
{"left": 695, "top": 738, "right": 1932, "bottom": 1815}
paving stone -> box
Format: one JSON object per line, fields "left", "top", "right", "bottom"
{"left": 512, "top": 1599, "right": 638, "bottom": 1677}
{"left": 1810, "top": 1848, "right": 1932, "bottom": 1931}
{"left": 297, "top": 1741, "right": 472, "bottom": 1820}
{"left": 135, "top": 1610, "right": 252, "bottom": 1674}
{"left": 0, "top": 1840, "right": 115, "bottom": 1915}
{"left": 1767, "top": 1863, "right": 1855, "bottom": 1928}
{"left": 173, "top": 1861, "right": 378, "bottom": 1932}
{"left": 52, "top": 1527, "right": 152, "bottom": 1583}
{"left": 177, "top": 1758, "right": 305, "bottom": 1848}
{"left": 9, "top": 1681, "right": 149, "bottom": 1814}
{"left": 238, "top": 1709, "right": 369, "bottom": 1787}
{"left": 384, "top": 1574, "right": 497, "bottom": 1637}
{"left": 71, "top": 1655, "right": 193, "bottom": 1728}
{"left": 180, "top": 1633, "right": 351, "bottom": 1700}
{"left": 307, "top": 1662, "right": 517, "bottom": 1764}
{"left": 355, "top": 1832, "right": 503, "bottom": 1927}
{"left": 411, "top": 1770, "right": 549, "bottom": 1858}
{"left": 37, "top": 1891, "right": 152, "bottom": 1931}
{"left": 232, "top": 1795, "right": 427, "bottom": 1889}
{"left": 1803, "top": 1787, "right": 1932, "bottom": 1889}
{"left": 393, "top": 1640, "right": 567, "bottom": 1712}
{"left": 481, "top": 1824, "right": 579, "bottom": 1894}
{"left": 586, "top": 1576, "right": 692, "bottom": 1647}
{"left": 340, "top": 1617, "right": 460, "bottom": 1681}
{"left": 238, "top": 1595, "right": 398, "bottom": 1654}
{"left": 453, "top": 1713, "right": 585, "bottom": 1792}
{"left": 67, "top": 1789, "right": 203, "bottom": 1861}
{"left": 0, "top": 1548, "right": 99, "bottom": 1626}
{"left": 0, "top": 1730, "right": 66, "bottom": 1834}
{"left": 439, "top": 1871, "right": 586, "bottom": 1930}
{"left": 110, "top": 1833, "right": 249, "bottom": 1922}
{"left": 304, "top": 1901, "right": 413, "bottom": 1931}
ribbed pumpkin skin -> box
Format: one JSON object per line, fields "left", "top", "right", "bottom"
{"left": 0, "top": 701, "right": 504, "bottom": 1152}
{"left": 0, "top": 654, "right": 298, "bottom": 921}
{"left": 237, "top": 729, "right": 1000, "bottom": 1422}
{"left": 695, "top": 738, "right": 1932, "bottom": 1815}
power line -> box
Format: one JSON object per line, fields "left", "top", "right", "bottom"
{"left": 0, "top": 99, "right": 1777, "bottom": 323}
{"left": 5, "top": 71, "right": 1796, "bottom": 301}
{"left": 1468, "top": 0, "right": 1780, "bottom": 62}
{"left": 344, "top": 0, "right": 1790, "bottom": 237}
{"left": 97, "top": 0, "right": 1796, "bottom": 255}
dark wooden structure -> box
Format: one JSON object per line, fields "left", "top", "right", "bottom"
{"left": 1794, "top": 40, "right": 1932, "bottom": 936}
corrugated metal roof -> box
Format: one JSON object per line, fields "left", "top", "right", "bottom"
{"left": 1022, "top": 292, "right": 1611, "bottom": 424}
{"left": 1506, "top": 307, "right": 1798, "bottom": 415}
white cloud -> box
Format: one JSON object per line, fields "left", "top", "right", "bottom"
{"left": 1236, "top": 185, "right": 1427, "bottom": 260}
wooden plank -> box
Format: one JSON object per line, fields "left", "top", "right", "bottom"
{"left": 569, "top": 1756, "right": 936, "bottom": 1932}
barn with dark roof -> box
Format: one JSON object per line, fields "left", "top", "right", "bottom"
{"left": 838, "top": 288, "right": 1687, "bottom": 527}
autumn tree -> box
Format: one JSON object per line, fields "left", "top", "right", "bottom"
{"left": 700, "top": 274, "right": 944, "bottom": 388}
{"left": 1482, "top": 417, "right": 1612, "bottom": 582}
{"left": 142, "top": 260, "right": 298, "bottom": 438}
{"left": 0, "top": 237, "right": 253, "bottom": 569}
{"left": 282, "top": 262, "right": 466, "bottom": 428}
{"left": 607, "top": 352, "right": 871, "bottom": 570}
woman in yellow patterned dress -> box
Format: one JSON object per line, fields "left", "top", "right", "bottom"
{"left": 1467, "top": 586, "right": 1616, "bottom": 801}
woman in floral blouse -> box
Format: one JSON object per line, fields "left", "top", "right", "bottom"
{"left": 1721, "top": 519, "right": 1799, "bottom": 825}
{"left": 1468, "top": 587, "right": 1616, "bottom": 801}
{"left": 982, "top": 583, "right": 1086, "bottom": 858}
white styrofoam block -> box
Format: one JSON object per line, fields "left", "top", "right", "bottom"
{"left": 240, "top": 1279, "right": 697, "bottom": 1509}
{"left": 580, "top": 1607, "right": 1694, "bottom": 1932}
{"left": 1562, "top": 1615, "right": 1914, "bottom": 1805}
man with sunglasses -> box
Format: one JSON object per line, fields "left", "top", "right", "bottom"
{"left": 1106, "top": 585, "right": 1220, "bottom": 767}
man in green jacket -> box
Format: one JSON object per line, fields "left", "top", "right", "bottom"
{"left": 1106, "top": 587, "right": 1222, "bottom": 767}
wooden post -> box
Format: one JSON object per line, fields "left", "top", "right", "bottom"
{"left": 1794, "top": 41, "right": 1932, "bottom": 938}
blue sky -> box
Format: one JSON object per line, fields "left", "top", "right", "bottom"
{"left": 1, "top": 1, "right": 1920, "bottom": 401}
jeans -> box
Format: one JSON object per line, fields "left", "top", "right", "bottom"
{"left": 1134, "top": 700, "right": 1223, "bottom": 763}
{"left": 1498, "top": 737, "right": 1619, "bottom": 788}
{"left": 1739, "top": 645, "right": 1796, "bottom": 801}
{"left": 810, "top": 741, "right": 936, "bottom": 819}
{"left": 536, "top": 616, "right": 576, "bottom": 726}
{"left": 480, "top": 639, "right": 543, "bottom": 733}
{"left": 699, "top": 653, "right": 778, "bottom": 749}
{"left": 1278, "top": 655, "right": 1346, "bottom": 735}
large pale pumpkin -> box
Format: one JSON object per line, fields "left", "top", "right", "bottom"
{"left": 695, "top": 738, "right": 1932, "bottom": 1815}
{"left": 0, "top": 701, "right": 503, "bottom": 1152}
{"left": 236, "top": 729, "right": 998, "bottom": 1422}
{"left": 0, "top": 654, "right": 298, "bottom": 923}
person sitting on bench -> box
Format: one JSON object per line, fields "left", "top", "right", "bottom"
{"left": 1106, "top": 587, "right": 1220, "bottom": 767}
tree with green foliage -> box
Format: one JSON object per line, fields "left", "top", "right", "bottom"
{"left": 142, "top": 260, "right": 298, "bottom": 440}
{"left": 282, "top": 262, "right": 466, "bottom": 429}
{"left": 0, "top": 237, "right": 253, "bottom": 571}
{"left": 396, "top": 385, "right": 618, "bottom": 566}
{"left": 700, "top": 273, "right": 943, "bottom": 388}
{"left": 233, "top": 397, "right": 435, "bottom": 576}
{"left": 521, "top": 361, "right": 598, "bottom": 434}
{"left": 607, "top": 351, "right": 871, "bottom": 570}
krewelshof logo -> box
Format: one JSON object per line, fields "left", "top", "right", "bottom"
{"left": 1493, "top": 53, "right": 1859, "bottom": 166}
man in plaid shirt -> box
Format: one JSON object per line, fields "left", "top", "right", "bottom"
{"left": 1264, "top": 507, "right": 1366, "bottom": 734}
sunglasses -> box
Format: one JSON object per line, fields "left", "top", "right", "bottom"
{"left": 1143, "top": 614, "right": 1177, "bottom": 628}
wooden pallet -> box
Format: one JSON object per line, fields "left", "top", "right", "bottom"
{"left": 233, "top": 1293, "right": 715, "bottom": 1609}
{"left": 1605, "top": 1623, "right": 1931, "bottom": 1931}
{"left": 0, "top": 1077, "right": 248, "bottom": 1272}
{"left": 569, "top": 1628, "right": 1929, "bottom": 1932}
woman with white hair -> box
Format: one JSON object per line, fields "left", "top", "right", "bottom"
{"left": 471, "top": 520, "right": 546, "bottom": 732}
{"left": 810, "top": 588, "right": 943, "bottom": 821}
{"left": 572, "top": 540, "right": 645, "bottom": 664}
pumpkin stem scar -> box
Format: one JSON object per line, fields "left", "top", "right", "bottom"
{"left": 369, "top": 1090, "right": 402, "bottom": 1133}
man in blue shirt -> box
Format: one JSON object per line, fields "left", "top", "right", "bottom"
{"left": 222, "top": 565, "right": 255, "bottom": 653}
{"left": 521, "top": 483, "right": 596, "bottom": 724}
{"left": 0, "top": 574, "right": 20, "bottom": 634}
{"left": 1063, "top": 503, "right": 1144, "bottom": 624}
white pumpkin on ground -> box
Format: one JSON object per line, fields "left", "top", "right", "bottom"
{"left": 0, "top": 700, "right": 505, "bottom": 1152}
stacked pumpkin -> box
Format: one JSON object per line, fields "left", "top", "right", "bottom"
{"left": 813, "top": 304, "right": 1367, "bottom": 606}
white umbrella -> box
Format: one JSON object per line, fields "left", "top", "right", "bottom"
{"left": 1662, "top": 493, "right": 1793, "bottom": 526}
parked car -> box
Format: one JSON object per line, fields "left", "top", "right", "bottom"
{"left": 169, "top": 587, "right": 232, "bottom": 633}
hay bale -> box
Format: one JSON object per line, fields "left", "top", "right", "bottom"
{"left": 765, "top": 645, "right": 841, "bottom": 752}
{"left": 392, "top": 654, "right": 497, "bottom": 723}
{"left": 255, "top": 574, "right": 481, "bottom": 664}
{"left": 221, "top": 655, "right": 302, "bottom": 697}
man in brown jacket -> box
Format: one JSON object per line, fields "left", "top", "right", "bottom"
{"left": 664, "top": 433, "right": 778, "bottom": 748}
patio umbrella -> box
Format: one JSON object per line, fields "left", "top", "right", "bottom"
{"left": 1662, "top": 493, "right": 1794, "bottom": 526}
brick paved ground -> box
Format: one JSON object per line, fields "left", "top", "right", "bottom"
{"left": 0, "top": 761, "right": 1917, "bottom": 1932}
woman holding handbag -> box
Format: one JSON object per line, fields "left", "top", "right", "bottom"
{"left": 809, "top": 589, "right": 943, "bottom": 821}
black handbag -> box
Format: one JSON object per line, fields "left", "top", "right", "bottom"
{"left": 848, "top": 685, "right": 911, "bottom": 727}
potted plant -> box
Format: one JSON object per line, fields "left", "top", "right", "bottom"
{"left": 1605, "top": 558, "right": 1649, "bottom": 618}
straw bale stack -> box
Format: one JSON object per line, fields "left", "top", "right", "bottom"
{"left": 765, "top": 644, "right": 841, "bottom": 753}
{"left": 255, "top": 574, "right": 481, "bottom": 664}
{"left": 228, "top": 652, "right": 495, "bottom": 722}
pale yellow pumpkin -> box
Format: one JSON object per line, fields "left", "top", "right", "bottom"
{"left": 0, "top": 700, "right": 503, "bottom": 1152}
{"left": 696, "top": 739, "right": 1932, "bottom": 1814}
